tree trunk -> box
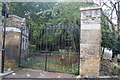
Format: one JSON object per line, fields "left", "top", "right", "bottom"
{"left": 117, "top": 1, "right": 120, "bottom": 38}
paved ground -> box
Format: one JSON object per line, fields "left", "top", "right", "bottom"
{"left": 2, "top": 66, "right": 120, "bottom": 80}
{"left": 2, "top": 68, "right": 76, "bottom": 78}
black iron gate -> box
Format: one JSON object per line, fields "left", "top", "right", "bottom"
{"left": 19, "top": 25, "right": 80, "bottom": 75}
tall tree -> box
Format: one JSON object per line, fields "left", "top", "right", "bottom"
{"left": 8, "top": 2, "right": 93, "bottom": 51}
{"left": 97, "top": 0, "right": 120, "bottom": 57}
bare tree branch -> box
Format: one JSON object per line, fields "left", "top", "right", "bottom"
{"left": 101, "top": 11, "right": 116, "bottom": 32}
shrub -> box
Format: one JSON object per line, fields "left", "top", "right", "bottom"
{"left": 101, "top": 31, "right": 120, "bottom": 56}
{"left": 28, "top": 44, "right": 36, "bottom": 52}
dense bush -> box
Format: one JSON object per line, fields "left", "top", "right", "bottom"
{"left": 28, "top": 44, "right": 36, "bottom": 52}
{"left": 101, "top": 31, "right": 120, "bottom": 56}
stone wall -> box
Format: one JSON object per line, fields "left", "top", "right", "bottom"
{"left": 6, "top": 15, "right": 25, "bottom": 28}
{"left": 80, "top": 7, "right": 102, "bottom": 78}
{"left": 5, "top": 32, "right": 20, "bottom": 65}
{"left": 5, "top": 15, "right": 26, "bottom": 66}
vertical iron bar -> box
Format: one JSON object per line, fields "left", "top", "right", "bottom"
{"left": 40, "top": 28, "right": 43, "bottom": 69}
{"left": 38, "top": 29, "right": 40, "bottom": 51}
{"left": 48, "top": 28, "right": 50, "bottom": 53}
{"left": 1, "top": 3, "right": 7, "bottom": 73}
{"left": 18, "top": 28, "right": 23, "bottom": 67}
{"left": 56, "top": 26, "right": 58, "bottom": 51}
{"left": 28, "top": 27, "right": 31, "bottom": 67}
{"left": 45, "top": 28, "right": 47, "bottom": 71}
{"left": 30, "top": 27, "right": 34, "bottom": 66}
{"left": 78, "top": 26, "right": 80, "bottom": 75}
{"left": 59, "top": 25, "right": 61, "bottom": 50}
{"left": 71, "top": 26, "right": 73, "bottom": 73}
{"left": 73, "top": 27, "right": 76, "bottom": 74}
{"left": 67, "top": 25, "right": 70, "bottom": 72}
{"left": 74, "top": 27, "right": 76, "bottom": 74}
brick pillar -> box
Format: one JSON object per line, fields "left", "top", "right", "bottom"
{"left": 80, "top": 7, "right": 102, "bottom": 78}
{"left": 0, "top": 2, "right": 3, "bottom": 73}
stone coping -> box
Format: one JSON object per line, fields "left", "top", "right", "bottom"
{"left": 80, "top": 6, "right": 102, "bottom": 11}
{"left": 76, "top": 75, "right": 118, "bottom": 79}
{"left": 5, "top": 27, "right": 21, "bottom": 32}
{"left": 9, "top": 15, "right": 25, "bottom": 21}
{"left": 0, "top": 71, "right": 14, "bottom": 77}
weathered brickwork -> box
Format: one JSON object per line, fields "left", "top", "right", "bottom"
{"left": 80, "top": 7, "right": 102, "bottom": 78}
{"left": 81, "top": 30, "right": 101, "bottom": 44}
{"left": 6, "top": 15, "right": 25, "bottom": 28}
{"left": 5, "top": 15, "right": 26, "bottom": 66}
{"left": 5, "top": 32, "right": 20, "bottom": 65}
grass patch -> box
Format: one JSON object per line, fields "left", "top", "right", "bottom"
{"left": 20, "top": 59, "right": 78, "bottom": 75}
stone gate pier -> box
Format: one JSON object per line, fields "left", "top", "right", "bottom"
{"left": 80, "top": 7, "right": 102, "bottom": 78}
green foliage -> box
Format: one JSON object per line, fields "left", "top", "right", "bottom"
{"left": 9, "top": 2, "right": 93, "bottom": 26}
{"left": 9, "top": 2, "right": 120, "bottom": 55}
{"left": 117, "top": 59, "right": 120, "bottom": 62}
{"left": 101, "top": 14, "right": 120, "bottom": 55}
{"left": 9, "top": 2, "right": 54, "bottom": 26}
{"left": 8, "top": 2, "right": 93, "bottom": 52}
{"left": 9, "top": 2, "right": 92, "bottom": 49}
{"left": 101, "top": 29, "right": 120, "bottom": 55}
{"left": 114, "top": 37, "right": 120, "bottom": 54}
{"left": 101, "top": 31, "right": 117, "bottom": 50}
{"left": 28, "top": 44, "right": 36, "bottom": 51}
{"left": 49, "top": 2, "right": 93, "bottom": 26}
